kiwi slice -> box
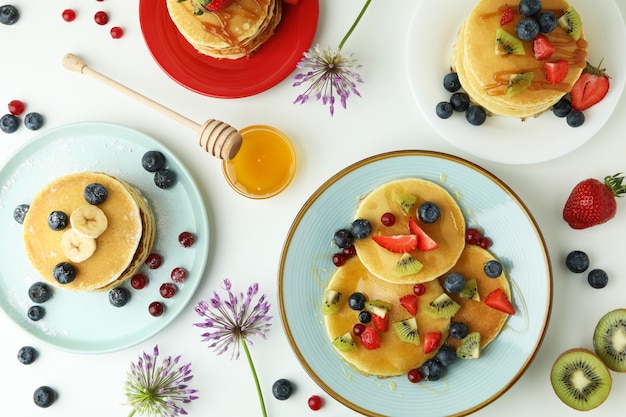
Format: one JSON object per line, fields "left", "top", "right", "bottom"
{"left": 550, "top": 348, "right": 612, "bottom": 411}
{"left": 495, "top": 28, "right": 525, "bottom": 55}
{"left": 322, "top": 290, "right": 343, "bottom": 315}
{"left": 558, "top": 6, "right": 582, "bottom": 41}
{"left": 593, "top": 308, "right": 626, "bottom": 372}
{"left": 393, "top": 317, "right": 420, "bottom": 345}
{"left": 392, "top": 253, "right": 424, "bottom": 277}
{"left": 506, "top": 72, "right": 535, "bottom": 97}
{"left": 424, "top": 293, "right": 461, "bottom": 319}
{"left": 332, "top": 332, "right": 357, "bottom": 352}
{"left": 459, "top": 278, "right": 480, "bottom": 301}
{"left": 396, "top": 193, "right": 417, "bottom": 214}
{"left": 365, "top": 299, "right": 392, "bottom": 318}
{"left": 456, "top": 331, "right": 481, "bottom": 359}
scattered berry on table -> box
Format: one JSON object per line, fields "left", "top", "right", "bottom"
{"left": 170, "top": 267, "right": 187, "bottom": 283}
{"left": 17, "top": 346, "right": 38, "bottom": 365}
{"left": 442, "top": 72, "right": 461, "bottom": 92}
{"left": 333, "top": 228, "right": 353, "bottom": 249}
{"left": 563, "top": 173, "right": 626, "bottom": 229}
{"left": 52, "top": 262, "right": 75, "bottom": 284}
{"left": 149, "top": 301, "right": 165, "bottom": 317}
{"left": 407, "top": 368, "right": 423, "bottom": 383}
{"left": 307, "top": 395, "right": 323, "bottom": 411}
{"left": 0, "top": 4, "right": 19, "bottom": 25}
{"left": 587, "top": 269, "right": 608, "bottom": 289}
{"left": 484, "top": 260, "right": 503, "bottom": 278}
{"left": 109, "top": 287, "right": 131, "bottom": 307}
{"left": 84, "top": 183, "right": 108, "bottom": 204}
{"left": 450, "top": 92, "right": 470, "bottom": 112}
{"left": 154, "top": 168, "right": 177, "bottom": 189}
{"left": 94, "top": 11, "right": 109, "bottom": 25}
{"left": 0, "top": 113, "right": 19, "bottom": 133}
{"left": 435, "top": 101, "right": 453, "bottom": 119}
{"left": 141, "top": 150, "right": 166, "bottom": 172}
{"left": 160, "top": 283, "right": 177, "bottom": 299}
{"left": 566, "top": 110, "right": 584, "bottom": 128}
{"left": 272, "top": 378, "right": 294, "bottom": 400}
{"left": 145, "top": 253, "right": 163, "bottom": 269}
{"left": 178, "top": 231, "right": 196, "bottom": 248}
{"left": 465, "top": 105, "right": 487, "bottom": 126}
{"left": 8, "top": 99, "right": 25, "bottom": 115}
{"left": 130, "top": 273, "right": 148, "bottom": 289}
{"left": 28, "top": 282, "right": 52, "bottom": 303}
{"left": 62, "top": 9, "right": 76, "bottom": 22}
{"left": 380, "top": 212, "right": 396, "bottom": 226}
{"left": 27, "top": 305, "right": 45, "bottom": 321}
{"left": 565, "top": 250, "right": 589, "bottom": 273}
{"left": 13, "top": 203, "right": 29, "bottom": 224}
{"left": 24, "top": 112, "right": 44, "bottom": 130}
{"left": 33, "top": 386, "right": 57, "bottom": 408}
{"left": 448, "top": 321, "right": 468, "bottom": 339}
{"left": 110, "top": 26, "right": 123, "bottom": 39}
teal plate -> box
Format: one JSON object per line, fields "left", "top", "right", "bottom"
{"left": 279, "top": 151, "right": 552, "bottom": 416}
{"left": 0, "top": 122, "right": 209, "bottom": 354}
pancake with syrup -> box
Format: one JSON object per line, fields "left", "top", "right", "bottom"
{"left": 166, "top": 0, "right": 282, "bottom": 59}
{"left": 452, "top": 0, "right": 588, "bottom": 118}
{"left": 22, "top": 172, "right": 155, "bottom": 292}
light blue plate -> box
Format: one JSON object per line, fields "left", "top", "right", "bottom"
{"left": 0, "top": 122, "right": 209, "bottom": 354}
{"left": 279, "top": 151, "right": 552, "bottom": 416}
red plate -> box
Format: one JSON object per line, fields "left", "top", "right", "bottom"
{"left": 139, "top": 0, "right": 319, "bottom": 98}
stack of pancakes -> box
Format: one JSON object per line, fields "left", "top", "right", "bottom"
{"left": 166, "top": 0, "right": 282, "bottom": 59}
{"left": 23, "top": 172, "right": 155, "bottom": 292}
{"left": 452, "top": 0, "right": 588, "bottom": 118}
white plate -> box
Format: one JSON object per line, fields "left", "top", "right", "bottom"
{"left": 406, "top": 0, "right": 626, "bottom": 164}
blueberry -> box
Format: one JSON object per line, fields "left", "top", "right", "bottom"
{"left": 443, "top": 272, "right": 466, "bottom": 293}
{"left": 350, "top": 218, "right": 372, "bottom": 239}
{"left": 27, "top": 305, "right": 45, "bottom": 321}
{"left": 154, "top": 168, "right": 176, "bottom": 189}
{"left": 465, "top": 105, "right": 487, "bottom": 126}
{"left": 567, "top": 110, "right": 585, "bottom": 128}
{"left": 565, "top": 250, "right": 590, "bottom": 273}
{"left": 24, "top": 112, "right": 44, "bottom": 130}
{"left": 272, "top": 378, "right": 294, "bottom": 400}
{"left": 435, "top": 346, "right": 457, "bottom": 367}
{"left": 588, "top": 269, "right": 608, "bottom": 289}
{"left": 420, "top": 359, "right": 445, "bottom": 381}
{"left": 552, "top": 97, "right": 572, "bottom": 118}
{"left": 418, "top": 201, "right": 440, "bottom": 224}
{"left": 84, "top": 183, "right": 108, "bottom": 205}
{"left": 537, "top": 11, "right": 558, "bottom": 33}
{"left": 0, "top": 113, "right": 19, "bottom": 133}
{"left": 53, "top": 262, "right": 76, "bottom": 284}
{"left": 435, "top": 101, "right": 453, "bottom": 119}
{"left": 358, "top": 310, "right": 371, "bottom": 323}
{"left": 33, "top": 386, "right": 56, "bottom": 408}
{"left": 449, "top": 321, "right": 468, "bottom": 339}
{"left": 141, "top": 150, "right": 166, "bottom": 172}
{"left": 28, "top": 282, "right": 52, "bottom": 303}
{"left": 442, "top": 72, "right": 461, "bottom": 92}
{"left": 13, "top": 203, "right": 29, "bottom": 224}
{"left": 0, "top": 4, "right": 19, "bottom": 25}
{"left": 47, "top": 210, "right": 68, "bottom": 231}
{"left": 450, "top": 92, "right": 470, "bottom": 112}
{"left": 17, "top": 346, "right": 38, "bottom": 365}
{"left": 484, "top": 260, "right": 503, "bottom": 278}
{"left": 333, "top": 229, "right": 354, "bottom": 249}
{"left": 516, "top": 17, "right": 540, "bottom": 41}
{"left": 348, "top": 292, "right": 366, "bottom": 310}
{"left": 109, "top": 287, "right": 131, "bottom": 307}
{"left": 518, "top": 0, "right": 542, "bottom": 17}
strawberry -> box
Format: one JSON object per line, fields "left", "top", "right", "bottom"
{"left": 399, "top": 294, "right": 418, "bottom": 316}
{"left": 484, "top": 288, "right": 515, "bottom": 315}
{"left": 408, "top": 217, "right": 439, "bottom": 251}
{"left": 499, "top": 6, "right": 514, "bottom": 26}
{"left": 372, "top": 234, "right": 418, "bottom": 253}
{"left": 423, "top": 331, "right": 442, "bottom": 354}
{"left": 198, "top": 0, "right": 235, "bottom": 12}
{"left": 563, "top": 173, "right": 626, "bottom": 229}
{"left": 360, "top": 327, "right": 381, "bottom": 350}
{"left": 533, "top": 34, "right": 555, "bottom": 61}
{"left": 545, "top": 60, "right": 569, "bottom": 84}
{"left": 570, "top": 60, "right": 611, "bottom": 111}
{"left": 372, "top": 313, "right": 389, "bottom": 332}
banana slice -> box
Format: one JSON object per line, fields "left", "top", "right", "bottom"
{"left": 60, "top": 228, "right": 97, "bottom": 262}
{"left": 70, "top": 204, "right": 108, "bottom": 238}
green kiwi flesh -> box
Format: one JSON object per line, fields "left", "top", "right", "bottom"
{"left": 424, "top": 293, "right": 461, "bottom": 319}
{"left": 459, "top": 278, "right": 480, "bottom": 301}
{"left": 550, "top": 348, "right": 612, "bottom": 411}
{"left": 506, "top": 72, "right": 535, "bottom": 97}
{"left": 332, "top": 332, "right": 357, "bottom": 352}
{"left": 456, "top": 332, "right": 481, "bottom": 359}
{"left": 495, "top": 28, "right": 525, "bottom": 55}
{"left": 392, "top": 253, "right": 424, "bottom": 277}
{"left": 322, "top": 290, "right": 343, "bottom": 315}
{"left": 593, "top": 308, "right": 626, "bottom": 372}
{"left": 393, "top": 317, "right": 420, "bottom": 345}
{"left": 558, "top": 6, "right": 582, "bottom": 41}
{"left": 396, "top": 193, "right": 417, "bottom": 214}
{"left": 365, "top": 299, "right": 392, "bottom": 318}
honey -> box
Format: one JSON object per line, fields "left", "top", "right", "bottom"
{"left": 222, "top": 125, "right": 296, "bottom": 199}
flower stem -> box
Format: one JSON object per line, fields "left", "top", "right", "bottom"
{"left": 242, "top": 339, "right": 267, "bottom": 417}
{"left": 338, "top": 0, "right": 372, "bottom": 51}
{"left": 127, "top": 410, "right": 136, "bottom": 417}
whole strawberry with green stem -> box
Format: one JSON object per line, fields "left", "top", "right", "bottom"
{"left": 563, "top": 173, "right": 626, "bottom": 229}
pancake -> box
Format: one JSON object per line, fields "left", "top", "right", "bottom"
{"left": 353, "top": 178, "right": 466, "bottom": 284}
{"left": 324, "top": 256, "right": 450, "bottom": 377}
{"left": 438, "top": 245, "right": 512, "bottom": 351}
{"left": 166, "top": 0, "right": 282, "bottom": 59}
{"left": 22, "top": 172, "right": 155, "bottom": 292}
{"left": 452, "top": 0, "right": 588, "bottom": 118}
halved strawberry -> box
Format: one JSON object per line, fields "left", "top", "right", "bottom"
{"left": 199, "top": 0, "right": 235, "bottom": 12}
{"left": 372, "top": 234, "right": 418, "bottom": 253}
{"left": 532, "top": 34, "right": 555, "bottom": 61}
{"left": 399, "top": 294, "right": 418, "bottom": 316}
{"left": 423, "top": 331, "right": 442, "bottom": 354}
{"left": 499, "top": 6, "right": 514, "bottom": 26}
{"left": 408, "top": 217, "right": 439, "bottom": 251}
{"left": 570, "top": 61, "right": 611, "bottom": 111}
{"left": 484, "top": 288, "right": 515, "bottom": 315}
{"left": 360, "top": 327, "right": 381, "bottom": 350}
{"left": 372, "top": 313, "right": 390, "bottom": 332}
{"left": 545, "top": 60, "right": 569, "bottom": 84}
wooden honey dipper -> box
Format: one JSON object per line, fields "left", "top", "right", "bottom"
{"left": 62, "top": 53, "right": 242, "bottom": 160}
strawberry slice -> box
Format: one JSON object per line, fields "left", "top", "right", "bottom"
{"left": 484, "top": 288, "right": 515, "bottom": 315}
{"left": 545, "top": 60, "right": 569, "bottom": 85}
{"left": 372, "top": 313, "right": 390, "bottom": 332}
{"left": 408, "top": 217, "right": 439, "bottom": 251}
{"left": 570, "top": 61, "right": 611, "bottom": 111}
{"left": 399, "top": 294, "right": 418, "bottom": 316}
{"left": 533, "top": 34, "right": 555, "bottom": 61}
{"left": 360, "top": 327, "right": 381, "bottom": 350}
{"left": 499, "top": 6, "right": 514, "bottom": 26}
{"left": 372, "top": 234, "right": 418, "bottom": 253}
{"left": 200, "top": 0, "right": 235, "bottom": 12}
{"left": 423, "top": 331, "right": 442, "bottom": 354}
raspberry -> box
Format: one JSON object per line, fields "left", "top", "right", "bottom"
{"left": 159, "top": 283, "right": 177, "bottom": 298}
{"left": 145, "top": 253, "right": 163, "bottom": 269}
{"left": 178, "top": 231, "right": 196, "bottom": 248}
{"left": 170, "top": 267, "right": 187, "bottom": 283}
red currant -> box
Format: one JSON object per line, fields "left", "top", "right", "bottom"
{"left": 380, "top": 212, "right": 396, "bottom": 227}
{"left": 352, "top": 323, "right": 365, "bottom": 337}
{"left": 8, "top": 100, "right": 25, "bottom": 116}
{"left": 170, "top": 267, "right": 187, "bottom": 283}
{"left": 145, "top": 253, "right": 163, "bottom": 269}
{"left": 94, "top": 11, "right": 109, "bottom": 25}
{"left": 478, "top": 236, "right": 493, "bottom": 250}
{"left": 341, "top": 244, "right": 356, "bottom": 258}
{"left": 413, "top": 283, "right": 426, "bottom": 296}
{"left": 407, "top": 368, "right": 423, "bottom": 383}
{"left": 148, "top": 301, "right": 164, "bottom": 317}
{"left": 332, "top": 252, "right": 347, "bottom": 267}
{"left": 465, "top": 228, "right": 482, "bottom": 245}
{"left": 159, "top": 283, "right": 177, "bottom": 298}
{"left": 307, "top": 395, "right": 323, "bottom": 411}
{"left": 110, "top": 26, "right": 123, "bottom": 39}
{"left": 62, "top": 9, "right": 76, "bottom": 22}
{"left": 178, "top": 231, "right": 195, "bottom": 248}
{"left": 130, "top": 274, "right": 147, "bottom": 289}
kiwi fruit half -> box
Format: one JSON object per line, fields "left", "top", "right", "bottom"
{"left": 459, "top": 278, "right": 480, "bottom": 301}
{"left": 393, "top": 317, "right": 420, "bottom": 345}
{"left": 364, "top": 299, "right": 392, "bottom": 318}
{"left": 550, "top": 348, "right": 612, "bottom": 411}
{"left": 396, "top": 193, "right": 417, "bottom": 214}
{"left": 456, "top": 331, "right": 481, "bottom": 359}
{"left": 506, "top": 72, "right": 535, "bottom": 97}
{"left": 424, "top": 293, "right": 461, "bottom": 319}
{"left": 332, "top": 332, "right": 357, "bottom": 352}
{"left": 558, "top": 6, "right": 582, "bottom": 41}
{"left": 593, "top": 308, "right": 626, "bottom": 372}
{"left": 392, "top": 253, "right": 423, "bottom": 277}
{"left": 495, "top": 28, "right": 525, "bottom": 55}
{"left": 322, "top": 290, "right": 343, "bottom": 315}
